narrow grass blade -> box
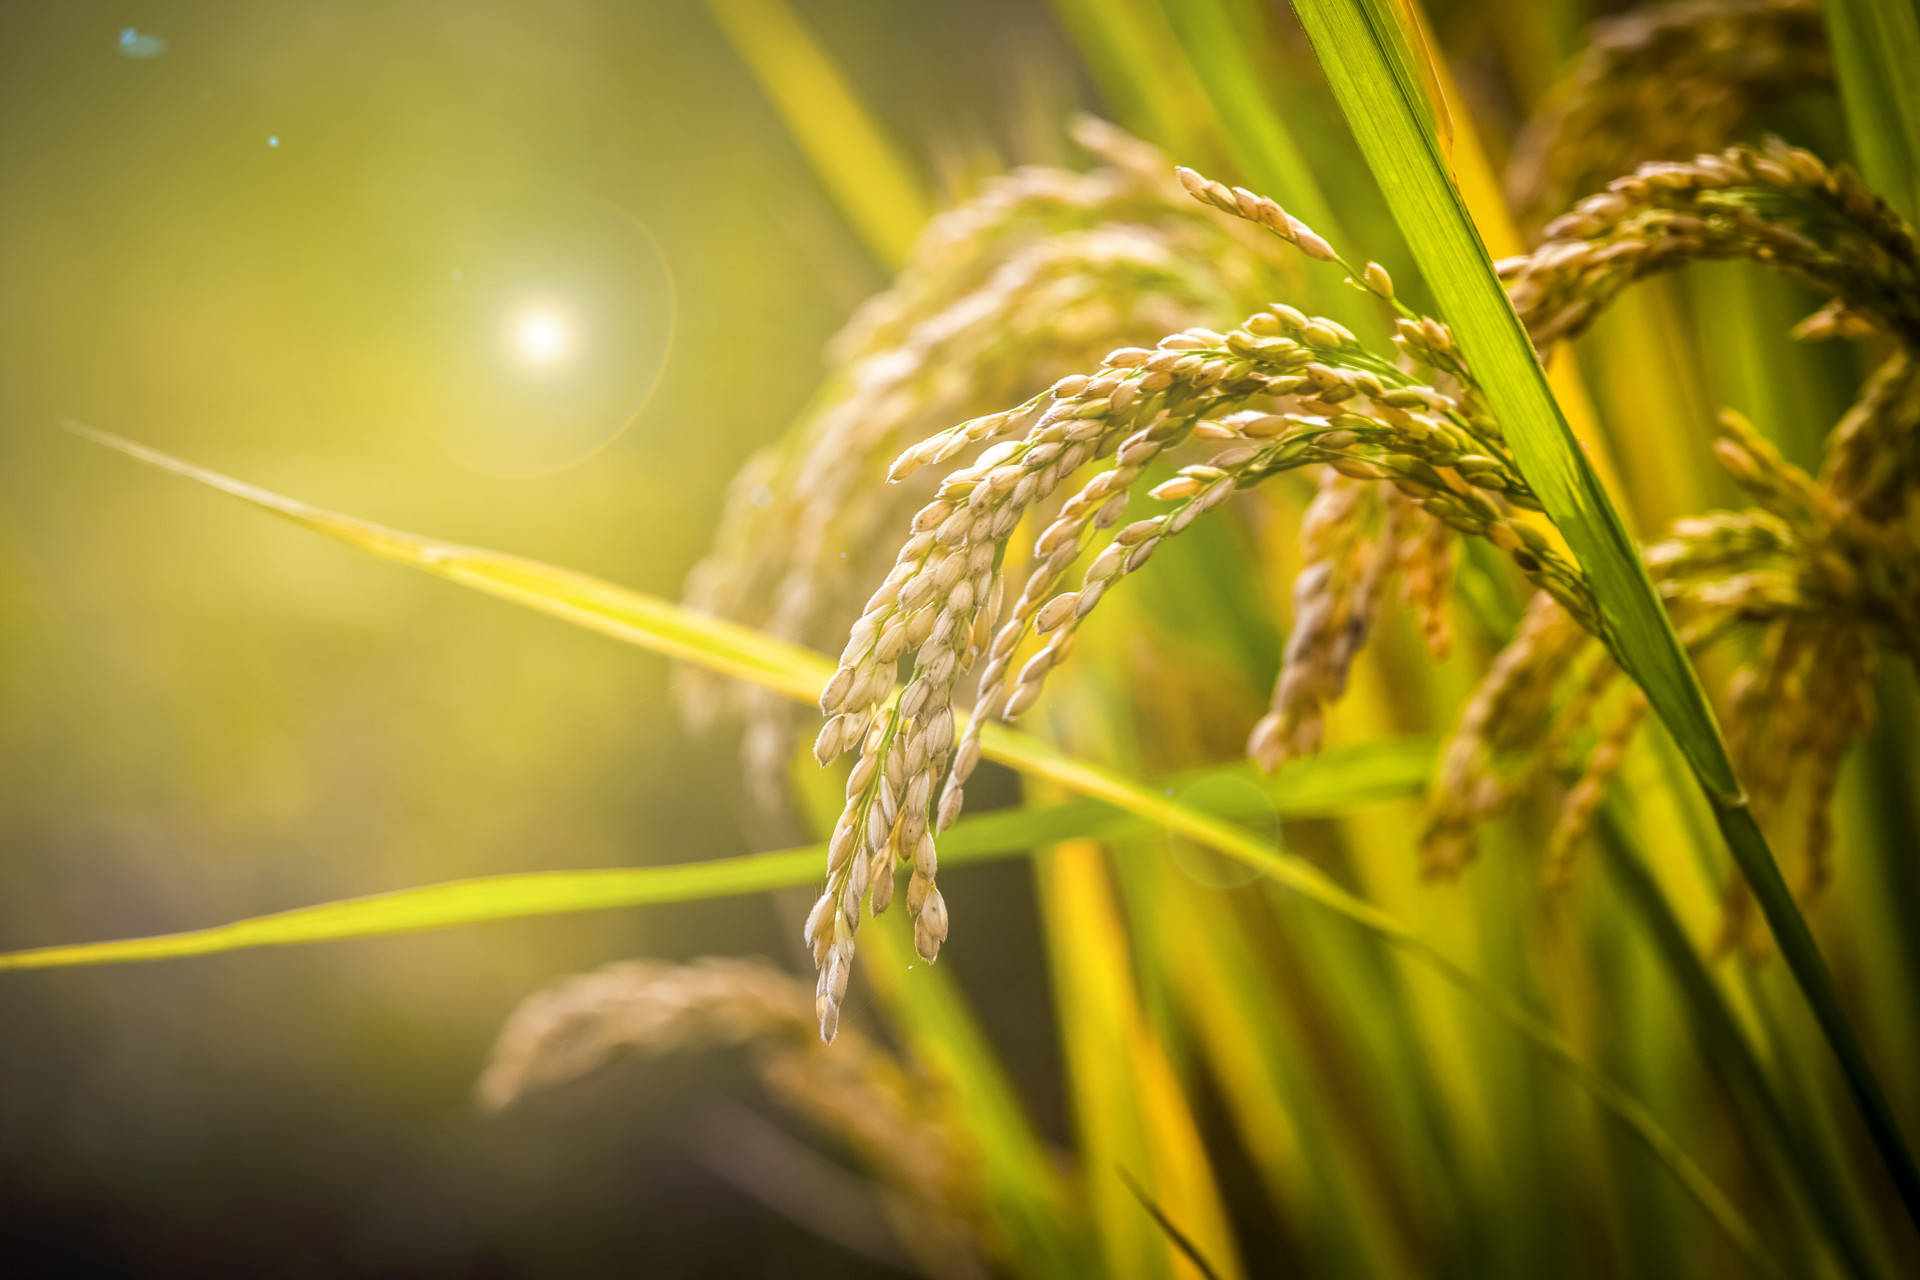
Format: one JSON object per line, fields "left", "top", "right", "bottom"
{"left": 1715, "top": 803, "right": 1920, "bottom": 1221}
{"left": 1039, "top": 840, "right": 1245, "bottom": 1279}
{"left": 0, "top": 741, "right": 1432, "bottom": 971}
{"left": 65, "top": 423, "right": 1772, "bottom": 1264}
{"left": 1283, "top": 0, "right": 1920, "bottom": 1226}
{"left": 59, "top": 422, "right": 835, "bottom": 701}
{"left": 1116, "top": 1167, "right": 1226, "bottom": 1280}
{"left": 1149, "top": 862, "right": 1425, "bottom": 1276}
{"left": 1375, "top": 0, "right": 1450, "bottom": 156}
{"left": 1824, "top": 0, "right": 1920, "bottom": 224}
{"left": 1047, "top": 0, "right": 1219, "bottom": 163}
{"left": 1081, "top": 571, "right": 1439, "bottom": 1273}
{"left": 1050, "top": 748, "right": 1777, "bottom": 1273}
{"left": 704, "top": 0, "right": 929, "bottom": 265}
{"left": 0, "top": 857, "right": 820, "bottom": 971}
{"left": 1395, "top": 0, "right": 1629, "bottom": 508}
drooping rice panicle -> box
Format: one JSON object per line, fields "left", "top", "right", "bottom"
{"left": 1435, "top": 389, "right": 1917, "bottom": 901}
{"left": 1545, "top": 688, "right": 1649, "bottom": 891}
{"left": 677, "top": 115, "right": 1920, "bottom": 1021}
{"left": 681, "top": 127, "right": 1294, "bottom": 802}
{"left": 1823, "top": 352, "right": 1920, "bottom": 521}
{"left": 1396, "top": 496, "right": 1456, "bottom": 659}
{"left": 1422, "top": 592, "right": 1594, "bottom": 877}
{"left": 1246, "top": 470, "right": 1383, "bottom": 769}
{"left": 810, "top": 372, "right": 1605, "bottom": 1028}
{"left": 1791, "top": 628, "right": 1877, "bottom": 896}
{"left": 690, "top": 223, "right": 1219, "bottom": 683}
{"left": 1501, "top": 141, "right": 1920, "bottom": 349}
{"left": 810, "top": 320, "right": 1291, "bottom": 1035}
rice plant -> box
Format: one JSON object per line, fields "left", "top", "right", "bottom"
{"left": 18, "top": 0, "right": 1920, "bottom": 1274}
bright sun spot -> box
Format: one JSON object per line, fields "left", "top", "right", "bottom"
{"left": 511, "top": 307, "right": 572, "bottom": 367}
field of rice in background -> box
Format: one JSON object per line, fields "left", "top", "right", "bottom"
{"left": 0, "top": 1, "right": 1915, "bottom": 1275}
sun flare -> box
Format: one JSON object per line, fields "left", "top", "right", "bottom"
{"left": 510, "top": 307, "right": 572, "bottom": 367}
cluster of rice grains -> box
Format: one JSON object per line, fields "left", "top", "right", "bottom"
{"left": 688, "top": 95, "right": 1917, "bottom": 1030}
{"left": 1441, "top": 142, "right": 1920, "bottom": 939}
{"left": 800, "top": 156, "right": 1601, "bottom": 1039}
{"left": 678, "top": 119, "right": 1292, "bottom": 810}
{"left": 1440, "top": 394, "right": 1919, "bottom": 947}
{"left": 1503, "top": 139, "right": 1920, "bottom": 348}
{"left": 1448, "top": 0, "right": 1919, "bottom": 935}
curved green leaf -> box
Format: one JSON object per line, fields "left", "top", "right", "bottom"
{"left": 1283, "top": 0, "right": 1920, "bottom": 1230}
{"left": 0, "top": 741, "right": 1431, "bottom": 971}
{"left": 1284, "top": 0, "right": 1736, "bottom": 798}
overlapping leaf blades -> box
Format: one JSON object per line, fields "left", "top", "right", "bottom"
{"left": 1285, "top": 0, "right": 1920, "bottom": 1226}
{"left": 26, "top": 423, "right": 1775, "bottom": 1265}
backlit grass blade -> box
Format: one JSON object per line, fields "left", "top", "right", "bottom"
{"left": 0, "top": 743, "right": 1429, "bottom": 972}
{"left": 1824, "top": 0, "right": 1920, "bottom": 224}
{"left": 64, "top": 423, "right": 1771, "bottom": 1264}
{"left": 1047, "top": 0, "right": 1218, "bottom": 163}
{"left": 59, "top": 423, "right": 834, "bottom": 701}
{"left": 1039, "top": 840, "right": 1245, "bottom": 1279}
{"left": 704, "top": 0, "right": 929, "bottom": 265}
{"left": 0, "top": 857, "right": 824, "bottom": 971}
{"left": 1154, "top": 0, "right": 1343, "bottom": 237}
{"left": 1284, "top": 0, "right": 1920, "bottom": 1226}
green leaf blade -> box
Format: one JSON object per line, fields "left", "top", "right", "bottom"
{"left": 1283, "top": 0, "right": 1740, "bottom": 800}
{"left": 1284, "top": 0, "right": 1920, "bottom": 1231}
{"left": 1825, "top": 0, "right": 1920, "bottom": 225}
{"left": 0, "top": 857, "right": 811, "bottom": 972}
{"left": 0, "top": 742, "right": 1434, "bottom": 972}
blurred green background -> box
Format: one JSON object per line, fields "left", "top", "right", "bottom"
{"left": 0, "top": 2, "right": 1086, "bottom": 1271}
